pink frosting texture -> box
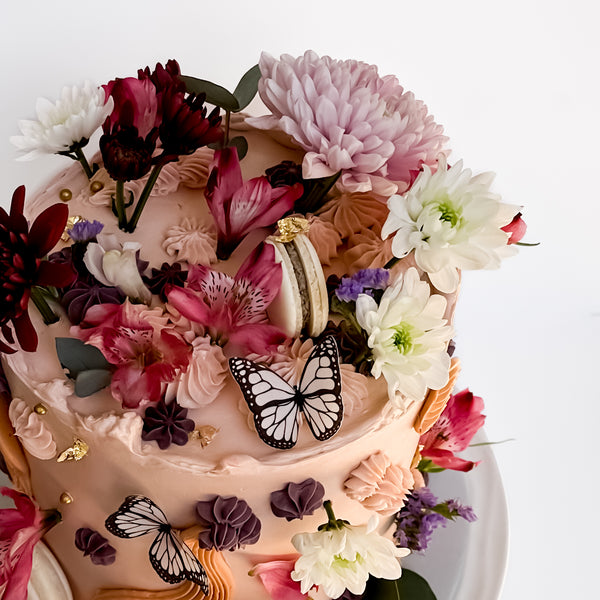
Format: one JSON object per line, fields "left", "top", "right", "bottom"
{"left": 162, "top": 217, "right": 218, "bottom": 265}
{"left": 344, "top": 451, "right": 414, "bottom": 516}
{"left": 8, "top": 397, "right": 57, "bottom": 460}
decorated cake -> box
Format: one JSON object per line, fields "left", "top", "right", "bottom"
{"left": 0, "top": 51, "right": 527, "bottom": 600}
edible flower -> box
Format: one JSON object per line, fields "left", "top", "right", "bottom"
{"left": 0, "top": 487, "right": 61, "bottom": 600}
{"left": 248, "top": 50, "right": 447, "bottom": 196}
{"left": 167, "top": 243, "right": 286, "bottom": 356}
{"left": 205, "top": 147, "right": 303, "bottom": 260}
{"left": 419, "top": 388, "right": 486, "bottom": 472}
{"left": 73, "top": 300, "right": 190, "bottom": 408}
{"left": 290, "top": 500, "right": 408, "bottom": 598}
{"left": 355, "top": 267, "right": 453, "bottom": 410}
{"left": 1, "top": 186, "right": 76, "bottom": 354}
{"left": 250, "top": 559, "right": 308, "bottom": 600}
{"left": 501, "top": 211, "right": 527, "bottom": 244}
{"left": 382, "top": 155, "right": 519, "bottom": 293}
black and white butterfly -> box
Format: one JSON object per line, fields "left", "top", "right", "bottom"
{"left": 105, "top": 495, "right": 209, "bottom": 594}
{"left": 229, "top": 335, "right": 343, "bottom": 450}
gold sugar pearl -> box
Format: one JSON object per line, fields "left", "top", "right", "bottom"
{"left": 59, "top": 492, "right": 73, "bottom": 504}
{"left": 59, "top": 188, "right": 72, "bottom": 202}
{"left": 33, "top": 403, "right": 48, "bottom": 415}
{"left": 90, "top": 181, "right": 104, "bottom": 194}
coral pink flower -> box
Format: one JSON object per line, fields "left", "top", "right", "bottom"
{"left": 248, "top": 51, "right": 447, "bottom": 196}
{"left": 0, "top": 487, "right": 61, "bottom": 600}
{"left": 419, "top": 389, "right": 486, "bottom": 472}
{"left": 501, "top": 211, "right": 527, "bottom": 244}
{"left": 205, "top": 147, "right": 303, "bottom": 259}
{"left": 250, "top": 559, "right": 308, "bottom": 600}
{"left": 74, "top": 301, "right": 190, "bottom": 408}
{"left": 167, "top": 243, "right": 286, "bottom": 356}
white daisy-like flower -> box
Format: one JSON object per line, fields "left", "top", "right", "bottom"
{"left": 356, "top": 267, "right": 453, "bottom": 410}
{"left": 11, "top": 81, "right": 114, "bottom": 160}
{"left": 291, "top": 513, "right": 408, "bottom": 598}
{"left": 381, "top": 155, "right": 519, "bottom": 293}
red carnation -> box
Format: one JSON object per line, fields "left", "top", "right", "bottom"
{"left": 0, "top": 186, "right": 76, "bottom": 354}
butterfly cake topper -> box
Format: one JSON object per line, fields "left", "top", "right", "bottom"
{"left": 105, "top": 495, "right": 210, "bottom": 593}
{"left": 229, "top": 336, "right": 343, "bottom": 449}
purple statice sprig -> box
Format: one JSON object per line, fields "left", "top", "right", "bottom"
{"left": 335, "top": 268, "right": 389, "bottom": 303}
{"left": 393, "top": 487, "right": 476, "bottom": 552}
{"left": 68, "top": 219, "right": 104, "bottom": 243}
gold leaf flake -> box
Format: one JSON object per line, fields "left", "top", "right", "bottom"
{"left": 272, "top": 216, "right": 310, "bottom": 243}
{"left": 61, "top": 215, "right": 84, "bottom": 242}
{"left": 57, "top": 438, "right": 89, "bottom": 462}
{"left": 189, "top": 425, "right": 219, "bottom": 448}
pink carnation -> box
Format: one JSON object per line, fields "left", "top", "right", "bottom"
{"left": 248, "top": 50, "right": 447, "bottom": 196}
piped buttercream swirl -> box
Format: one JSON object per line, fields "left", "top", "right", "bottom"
{"left": 344, "top": 451, "right": 414, "bottom": 516}
{"left": 8, "top": 397, "right": 57, "bottom": 460}
{"left": 163, "top": 218, "right": 218, "bottom": 266}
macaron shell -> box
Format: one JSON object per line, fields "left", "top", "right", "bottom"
{"left": 266, "top": 239, "right": 303, "bottom": 338}
{"left": 293, "top": 234, "right": 329, "bottom": 337}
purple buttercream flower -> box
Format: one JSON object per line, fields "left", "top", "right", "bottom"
{"left": 195, "top": 495, "right": 261, "bottom": 551}
{"left": 141, "top": 398, "right": 195, "bottom": 450}
{"left": 62, "top": 279, "right": 125, "bottom": 324}
{"left": 393, "top": 487, "right": 476, "bottom": 552}
{"left": 143, "top": 262, "right": 188, "bottom": 302}
{"left": 270, "top": 478, "right": 325, "bottom": 521}
{"left": 68, "top": 219, "right": 104, "bottom": 243}
{"left": 75, "top": 527, "right": 116, "bottom": 565}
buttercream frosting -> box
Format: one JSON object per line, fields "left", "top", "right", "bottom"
{"left": 8, "top": 397, "right": 57, "bottom": 460}
{"left": 162, "top": 218, "right": 218, "bottom": 266}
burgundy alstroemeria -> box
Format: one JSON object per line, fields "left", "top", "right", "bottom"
{"left": 138, "top": 59, "right": 185, "bottom": 98}
{"left": 0, "top": 487, "right": 61, "bottom": 600}
{"left": 73, "top": 300, "right": 190, "bottom": 408}
{"left": 205, "top": 147, "right": 303, "bottom": 259}
{"left": 501, "top": 211, "right": 527, "bottom": 244}
{"left": 0, "top": 186, "right": 75, "bottom": 354}
{"left": 167, "top": 243, "right": 286, "bottom": 356}
{"left": 419, "top": 388, "right": 486, "bottom": 472}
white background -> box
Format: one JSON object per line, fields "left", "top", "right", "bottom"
{"left": 1, "top": 1, "right": 598, "bottom": 598}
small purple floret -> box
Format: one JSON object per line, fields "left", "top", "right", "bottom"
{"left": 335, "top": 268, "right": 390, "bottom": 302}
{"left": 270, "top": 478, "right": 325, "bottom": 521}
{"left": 68, "top": 219, "right": 104, "bottom": 243}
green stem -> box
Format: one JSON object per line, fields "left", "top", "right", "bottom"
{"left": 384, "top": 256, "right": 400, "bottom": 270}
{"left": 74, "top": 146, "right": 94, "bottom": 179}
{"left": 516, "top": 241, "right": 540, "bottom": 247}
{"left": 224, "top": 110, "right": 231, "bottom": 146}
{"left": 30, "top": 287, "right": 59, "bottom": 325}
{"left": 114, "top": 180, "right": 128, "bottom": 231}
{"left": 126, "top": 164, "right": 163, "bottom": 232}
{"left": 323, "top": 500, "right": 336, "bottom": 526}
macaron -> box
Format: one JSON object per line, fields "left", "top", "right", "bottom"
{"left": 266, "top": 218, "right": 328, "bottom": 338}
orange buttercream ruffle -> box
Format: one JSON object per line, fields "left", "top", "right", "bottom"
{"left": 413, "top": 357, "right": 461, "bottom": 435}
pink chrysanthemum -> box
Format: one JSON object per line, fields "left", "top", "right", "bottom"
{"left": 248, "top": 50, "right": 448, "bottom": 196}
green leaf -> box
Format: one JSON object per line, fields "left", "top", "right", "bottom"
{"left": 180, "top": 75, "right": 239, "bottom": 112}
{"left": 56, "top": 338, "right": 110, "bottom": 377}
{"left": 228, "top": 136, "right": 248, "bottom": 160}
{"left": 364, "top": 571, "right": 437, "bottom": 600}
{"left": 232, "top": 64, "right": 261, "bottom": 111}
{"left": 74, "top": 369, "right": 112, "bottom": 397}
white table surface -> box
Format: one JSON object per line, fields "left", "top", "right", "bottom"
{"left": 1, "top": 1, "right": 598, "bottom": 598}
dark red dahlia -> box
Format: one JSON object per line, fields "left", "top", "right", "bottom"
{"left": 100, "top": 127, "right": 158, "bottom": 182}
{"left": 0, "top": 186, "right": 76, "bottom": 353}
{"left": 138, "top": 59, "right": 185, "bottom": 97}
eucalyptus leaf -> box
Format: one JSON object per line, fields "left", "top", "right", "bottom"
{"left": 364, "top": 571, "right": 437, "bottom": 600}
{"left": 232, "top": 64, "right": 261, "bottom": 111}
{"left": 74, "top": 369, "right": 112, "bottom": 397}
{"left": 180, "top": 75, "right": 239, "bottom": 112}
{"left": 56, "top": 338, "right": 110, "bottom": 377}
{"left": 228, "top": 136, "right": 249, "bottom": 160}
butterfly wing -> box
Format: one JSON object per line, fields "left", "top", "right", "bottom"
{"left": 149, "top": 528, "right": 210, "bottom": 593}
{"left": 105, "top": 495, "right": 167, "bottom": 539}
{"left": 229, "top": 357, "right": 300, "bottom": 449}
{"left": 298, "top": 336, "right": 343, "bottom": 441}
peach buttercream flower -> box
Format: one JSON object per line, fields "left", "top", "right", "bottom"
{"left": 344, "top": 229, "right": 394, "bottom": 273}
{"left": 162, "top": 217, "right": 217, "bottom": 266}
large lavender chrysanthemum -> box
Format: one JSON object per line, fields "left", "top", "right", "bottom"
{"left": 248, "top": 51, "right": 448, "bottom": 196}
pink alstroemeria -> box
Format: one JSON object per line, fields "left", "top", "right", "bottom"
{"left": 205, "top": 147, "right": 303, "bottom": 260}
{"left": 419, "top": 389, "right": 486, "bottom": 472}
{"left": 250, "top": 559, "right": 308, "bottom": 600}
{"left": 501, "top": 211, "right": 527, "bottom": 244}
{"left": 167, "top": 243, "right": 286, "bottom": 356}
{"left": 74, "top": 300, "right": 190, "bottom": 408}
{"left": 0, "top": 488, "right": 61, "bottom": 600}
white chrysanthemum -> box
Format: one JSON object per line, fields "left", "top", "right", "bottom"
{"left": 382, "top": 155, "right": 519, "bottom": 293}
{"left": 291, "top": 516, "right": 409, "bottom": 598}
{"left": 356, "top": 267, "right": 453, "bottom": 410}
{"left": 11, "top": 81, "right": 114, "bottom": 160}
